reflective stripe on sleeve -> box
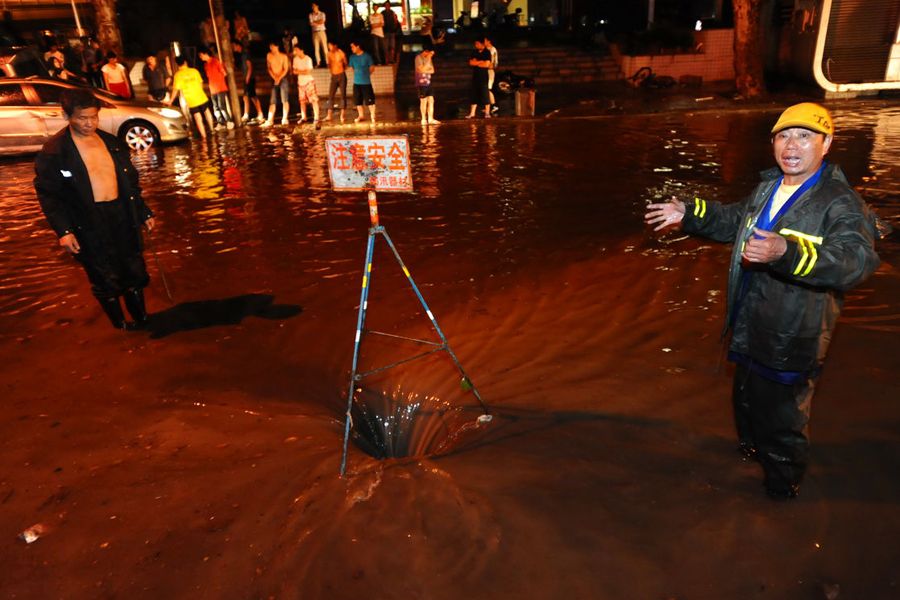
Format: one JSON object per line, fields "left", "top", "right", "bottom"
{"left": 793, "top": 238, "right": 810, "bottom": 276}
{"left": 778, "top": 228, "right": 823, "bottom": 245}
{"left": 802, "top": 240, "right": 818, "bottom": 276}
{"left": 693, "top": 197, "right": 707, "bottom": 218}
{"left": 779, "top": 228, "right": 822, "bottom": 277}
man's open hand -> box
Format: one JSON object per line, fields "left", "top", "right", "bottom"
{"left": 644, "top": 199, "right": 685, "bottom": 231}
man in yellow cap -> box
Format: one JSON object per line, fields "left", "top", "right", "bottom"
{"left": 644, "top": 103, "right": 880, "bottom": 500}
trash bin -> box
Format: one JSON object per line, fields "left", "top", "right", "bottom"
{"left": 515, "top": 88, "right": 536, "bottom": 117}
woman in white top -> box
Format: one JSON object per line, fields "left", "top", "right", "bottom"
{"left": 101, "top": 52, "right": 132, "bottom": 99}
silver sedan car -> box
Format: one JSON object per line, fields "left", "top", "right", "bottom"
{"left": 0, "top": 77, "right": 190, "bottom": 155}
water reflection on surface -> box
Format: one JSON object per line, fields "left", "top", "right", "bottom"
{"left": 1, "top": 106, "right": 898, "bottom": 328}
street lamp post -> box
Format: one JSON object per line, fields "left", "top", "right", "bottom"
{"left": 70, "top": 0, "right": 85, "bottom": 37}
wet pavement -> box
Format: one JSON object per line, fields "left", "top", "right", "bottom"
{"left": 0, "top": 100, "right": 898, "bottom": 599}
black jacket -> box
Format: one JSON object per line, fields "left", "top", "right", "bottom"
{"left": 34, "top": 127, "right": 152, "bottom": 252}
{"left": 682, "top": 163, "right": 879, "bottom": 372}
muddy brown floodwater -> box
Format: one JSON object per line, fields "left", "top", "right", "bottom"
{"left": 1, "top": 105, "right": 899, "bottom": 599}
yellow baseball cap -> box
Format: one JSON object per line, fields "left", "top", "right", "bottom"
{"left": 771, "top": 102, "right": 834, "bottom": 135}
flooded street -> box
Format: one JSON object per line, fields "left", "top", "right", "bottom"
{"left": 1, "top": 104, "right": 898, "bottom": 599}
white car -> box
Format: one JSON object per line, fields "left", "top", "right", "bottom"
{"left": 0, "top": 77, "right": 190, "bottom": 155}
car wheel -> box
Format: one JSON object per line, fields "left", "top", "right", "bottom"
{"left": 120, "top": 120, "right": 159, "bottom": 151}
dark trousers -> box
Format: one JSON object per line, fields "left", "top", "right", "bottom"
{"left": 76, "top": 199, "right": 149, "bottom": 299}
{"left": 732, "top": 363, "right": 815, "bottom": 492}
{"left": 372, "top": 35, "right": 387, "bottom": 65}
{"left": 328, "top": 73, "right": 347, "bottom": 109}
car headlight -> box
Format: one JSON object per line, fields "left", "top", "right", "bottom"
{"left": 148, "top": 107, "right": 184, "bottom": 119}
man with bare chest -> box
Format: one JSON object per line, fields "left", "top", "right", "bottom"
{"left": 34, "top": 89, "right": 156, "bottom": 329}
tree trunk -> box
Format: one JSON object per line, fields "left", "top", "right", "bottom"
{"left": 210, "top": 0, "right": 242, "bottom": 127}
{"left": 92, "top": 0, "right": 123, "bottom": 56}
{"left": 732, "top": 0, "right": 765, "bottom": 98}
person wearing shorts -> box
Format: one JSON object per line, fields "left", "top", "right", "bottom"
{"left": 264, "top": 41, "right": 290, "bottom": 126}
{"left": 348, "top": 41, "right": 376, "bottom": 123}
{"left": 326, "top": 41, "right": 348, "bottom": 122}
{"left": 414, "top": 44, "right": 438, "bottom": 125}
{"left": 292, "top": 46, "right": 320, "bottom": 123}
{"left": 169, "top": 55, "right": 215, "bottom": 138}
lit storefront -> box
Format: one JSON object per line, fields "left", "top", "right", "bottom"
{"left": 342, "top": 0, "right": 530, "bottom": 31}
{"left": 343, "top": 0, "right": 434, "bottom": 32}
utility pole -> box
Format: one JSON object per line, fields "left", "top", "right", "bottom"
{"left": 70, "top": 0, "right": 85, "bottom": 37}
{"left": 209, "top": 0, "right": 243, "bottom": 127}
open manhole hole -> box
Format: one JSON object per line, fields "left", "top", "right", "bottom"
{"left": 349, "top": 386, "right": 491, "bottom": 459}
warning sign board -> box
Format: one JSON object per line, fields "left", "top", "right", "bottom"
{"left": 325, "top": 136, "right": 413, "bottom": 192}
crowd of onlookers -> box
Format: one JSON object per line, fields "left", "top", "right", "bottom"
{"left": 43, "top": 37, "right": 136, "bottom": 99}
{"left": 39, "top": 2, "right": 509, "bottom": 137}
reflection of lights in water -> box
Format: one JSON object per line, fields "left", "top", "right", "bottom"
{"left": 2, "top": 108, "right": 899, "bottom": 325}
{"left": 417, "top": 126, "right": 440, "bottom": 197}
{"left": 484, "top": 123, "right": 499, "bottom": 177}
{"left": 172, "top": 153, "right": 193, "bottom": 191}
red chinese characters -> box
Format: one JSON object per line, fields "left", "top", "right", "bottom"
{"left": 326, "top": 137, "right": 412, "bottom": 192}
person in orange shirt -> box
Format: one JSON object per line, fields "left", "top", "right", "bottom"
{"left": 199, "top": 48, "right": 233, "bottom": 129}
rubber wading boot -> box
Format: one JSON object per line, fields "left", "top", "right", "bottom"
{"left": 98, "top": 296, "right": 127, "bottom": 329}
{"left": 123, "top": 288, "right": 148, "bottom": 328}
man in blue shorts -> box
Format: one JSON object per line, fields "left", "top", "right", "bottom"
{"left": 264, "top": 41, "right": 290, "bottom": 127}
{"left": 348, "top": 41, "right": 376, "bottom": 123}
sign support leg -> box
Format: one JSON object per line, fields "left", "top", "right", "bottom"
{"left": 340, "top": 227, "right": 377, "bottom": 477}
{"left": 380, "top": 227, "right": 489, "bottom": 415}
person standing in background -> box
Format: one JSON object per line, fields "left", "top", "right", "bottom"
{"left": 369, "top": 8, "right": 386, "bottom": 65}
{"left": 465, "top": 38, "right": 491, "bottom": 119}
{"left": 142, "top": 54, "right": 171, "bottom": 102}
{"left": 325, "top": 41, "right": 349, "bottom": 123}
{"left": 292, "top": 46, "right": 320, "bottom": 124}
{"left": 264, "top": 41, "right": 291, "bottom": 127}
{"left": 282, "top": 26, "right": 298, "bottom": 56}
{"left": 381, "top": 2, "right": 399, "bottom": 64}
{"left": 309, "top": 3, "right": 328, "bottom": 68}
{"left": 414, "top": 43, "right": 438, "bottom": 125}
{"left": 82, "top": 39, "right": 103, "bottom": 88}
{"left": 485, "top": 36, "right": 499, "bottom": 114}
{"left": 169, "top": 55, "right": 215, "bottom": 139}
{"left": 233, "top": 11, "right": 251, "bottom": 45}
{"left": 199, "top": 48, "right": 233, "bottom": 129}
{"left": 101, "top": 52, "right": 132, "bottom": 99}
{"left": 233, "top": 41, "right": 263, "bottom": 123}
{"left": 348, "top": 41, "right": 376, "bottom": 123}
